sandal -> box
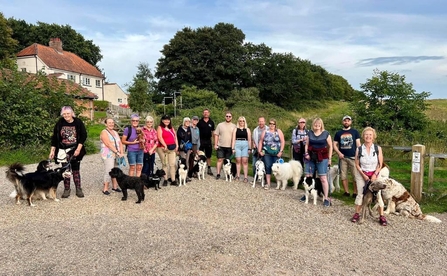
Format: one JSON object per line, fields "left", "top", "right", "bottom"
{"left": 243, "top": 178, "right": 248, "bottom": 183}
{"left": 235, "top": 176, "right": 240, "bottom": 181}
{"left": 264, "top": 184, "right": 270, "bottom": 190}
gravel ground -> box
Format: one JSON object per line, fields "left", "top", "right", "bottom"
{"left": 1, "top": 154, "right": 446, "bottom": 276}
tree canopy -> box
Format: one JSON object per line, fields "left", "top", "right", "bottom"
{"left": 351, "top": 69, "right": 430, "bottom": 133}
{"left": 127, "top": 62, "right": 157, "bottom": 115}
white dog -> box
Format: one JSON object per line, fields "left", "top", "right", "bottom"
{"left": 326, "top": 165, "right": 340, "bottom": 193}
{"left": 302, "top": 177, "right": 319, "bottom": 205}
{"left": 271, "top": 160, "right": 303, "bottom": 190}
{"left": 197, "top": 159, "right": 207, "bottom": 180}
{"left": 178, "top": 164, "right": 188, "bottom": 186}
{"left": 252, "top": 160, "right": 266, "bottom": 188}
{"left": 373, "top": 177, "right": 441, "bottom": 223}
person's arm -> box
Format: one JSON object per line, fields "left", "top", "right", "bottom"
{"left": 258, "top": 131, "right": 265, "bottom": 155}
{"left": 373, "top": 146, "right": 384, "bottom": 179}
{"left": 247, "top": 128, "right": 252, "bottom": 153}
{"left": 214, "top": 125, "right": 219, "bottom": 149}
{"left": 326, "top": 134, "right": 333, "bottom": 164}
{"left": 278, "top": 129, "right": 285, "bottom": 156}
{"left": 291, "top": 128, "right": 298, "bottom": 144}
{"left": 304, "top": 135, "right": 310, "bottom": 160}
{"left": 231, "top": 128, "right": 236, "bottom": 152}
{"left": 157, "top": 126, "right": 167, "bottom": 151}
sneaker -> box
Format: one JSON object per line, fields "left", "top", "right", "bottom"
{"left": 351, "top": 213, "right": 360, "bottom": 222}
{"left": 323, "top": 199, "right": 330, "bottom": 207}
{"left": 299, "top": 195, "right": 306, "bottom": 202}
{"left": 163, "top": 180, "right": 168, "bottom": 186}
{"left": 379, "top": 215, "right": 387, "bottom": 226}
{"left": 171, "top": 181, "right": 178, "bottom": 186}
{"left": 112, "top": 188, "right": 122, "bottom": 192}
{"left": 61, "top": 189, "right": 71, "bottom": 198}
{"left": 207, "top": 167, "right": 213, "bottom": 176}
{"left": 215, "top": 174, "right": 220, "bottom": 180}
{"left": 76, "top": 188, "right": 84, "bottom": 198}
{"left": 103, "top": 191, "right": 110, "bottom": 195}
{"left": 343, "top": 192, "right": 350, "bottom": 197}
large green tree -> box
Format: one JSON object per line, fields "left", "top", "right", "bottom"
{"left": 7, "top": 18, "right": 102, "bottom": 66}
{"left": 0, "top": 12, "right": 18, "bottom": 62}
{"left": 156, "top": 23, "right": 246, "bottom": 99}
{"left": 127, "top": 62, "right": 157, "bottom": 114}
{"left": 351, "top": 69, "right": 430, "bottom": 133}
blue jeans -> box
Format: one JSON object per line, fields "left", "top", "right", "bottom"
{"left": 142, "top": 152, "right": 155, "bottom": 176}
{"left": 127, "top": 150, "right": 144, "bottom": 166}
{"left": 304, "top": 158, "right": 329, "bottom": 176}
{"left": 263, "top": 154, "right": 278, "bottom": 175}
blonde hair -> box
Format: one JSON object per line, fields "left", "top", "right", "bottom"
{"left": 145, "top": 115, "right": 154, "bottom": 122}
{"left": 362, "top": 127, "right": 377, "bottom": 140}
{"left": 237, "top": 116, "right": 248, "bottom": 128}
{"left": 183, "top": 117, "right": 191, "bottom": 125}
{"left": 312, "top": 118, "right": 325, "bottom": 131}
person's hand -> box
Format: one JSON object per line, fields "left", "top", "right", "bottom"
{"left": 214, "top": 145, "right": 219, "bottom": 150}
{"left": 74, "top": 148, "right": 81, "bottom": 156}
{"left": 277, "top": 151, "right": 283, "bottom": 157}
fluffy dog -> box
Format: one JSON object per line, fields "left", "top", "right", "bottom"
{"left": 141, "top": 168, "right": 166, "bottom": 190}
{"left": 302, "top": 177, "right": 322, "bottom": 205}
{"left": 178, "top": 164, "right": 188, "bottom": 186}
{"left": 9, "top": 160, "right": 54, "bottom": 200}
{"left": 374, "top": 178, "right": 441, "bottom": 223}
{"left": 109, "top": 167, "right": 145, "bottom": 203}
{"left": 136, "top": 127, "right": 145, "bottom": 150}
{"left": 176, "top": 157, "right": 187, "bottom": 181}
{"left": 271, "top": 160, "right": 303, "bottom": 190}
{"left": 328, "top": 165, "right": 340, "bottom": 193}
{"left": 252, "top": 160, "right": 266, "bottom": 188}
{"left": 358, "top": 180, "right": 387, "bottom": 224}
{"left": 191, "top": 154, "right": 207, "bottom": 180}
{"left": 223, "top": 158, "right": 236, "bottom": 182}
{"left": 6, "top": 162, "right": 70, "bottom": 206}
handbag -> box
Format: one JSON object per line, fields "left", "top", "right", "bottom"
{"left": 167, "top": 144, "right": 176, "bottom": 150}
{"left": 264, "top": 145, "right": 279, "bottom": 155}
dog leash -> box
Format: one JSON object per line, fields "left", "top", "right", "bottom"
{"left": 117, "top": 156, "right": 127, "bottom": 169}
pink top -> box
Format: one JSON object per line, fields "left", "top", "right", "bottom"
{"left": 158, "top": 127, "right": 176, "bottom": 147}
{"left": 142, "top": 127, "right": 158, "bottom": 153}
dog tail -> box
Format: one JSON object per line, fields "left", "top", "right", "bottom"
{"left": 422, "top": 214, "right": 442, "bottom": 223}
{"left": 6, "top": 162, "right": 26, "bottom": 183}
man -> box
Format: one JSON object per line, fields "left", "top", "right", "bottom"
{"left": 197, "top": 108, "right": 215, "bottom": 175}
{"left": 251, "top": 117, "right": 266, "bottom": 175}
{"left": 214, "top": 112, "right": 236, "bottom": 180}
{"left": 333, "top": 115, "right": 361, "bottom": 197}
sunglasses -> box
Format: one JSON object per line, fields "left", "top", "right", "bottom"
{"left": 226, "top": 115, "right": 232, "bottom": 118}
{"left": 131, "top": 120, "right": 139, "bottom": 122}
{"left": 299, "top": 122, "right": 306, "bottom": 124}
{"left": 269, "top": 123, "right": 275, "bottom": 125}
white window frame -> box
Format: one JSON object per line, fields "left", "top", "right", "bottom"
{"left": 95, "top": 79, "right": 101, "bottom": 87}
{"left": 67, "top": 74, "right": 76, "bottom": 82}
{"left": 83, "top": 77, "right": 91, "bottom": 86}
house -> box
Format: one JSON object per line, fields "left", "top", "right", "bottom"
{"left": 103, "top": 82, "right": 129, "bottom": 107}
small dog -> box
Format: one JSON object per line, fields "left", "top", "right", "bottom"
{"left": 252, "top": 160, "right": 266, "bottom": 188}
{"left": 374, "top": 178, "right": 441, "bottom": 223}
{"left": 178, "top": 164, "right": 188, "bottom": 186}
{"left": 358, "top": 180, "right": 387, "bottom": 224}
{"left": 141, "top": 168, "right": 166, "bottom": 190}
{"left": 197, "top": 155, "right": 207, "bottom": 180}
{"left": 271, "top": 160, "right": 303, "bottom": 190}
{"left": 6, "top": 162, "right": 71, "bottom": 206}
{"left": 136, "top": 127, "right": 145, "bottom": 150}
{"left": 223, "top": 158, "right": 236, "bottom": 182}
{"left": 176, "top": 157, "right": 187, "bottom": 181}
{"left": 109, "top": 167, "right": 145, "bottom": 203}
{"left": 302, "top": 177, "right": 321, "bottom": 205}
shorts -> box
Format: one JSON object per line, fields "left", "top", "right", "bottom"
{"left": 199, "top": 142, "right": 212, "bottom": 158}
{"left": 234, "top": 140, "right": 249, "bottom": 158}
{"left": 127, "top": 150, "right": 144, "bottom": 165}
{"left": 217, "top": 147, "right": 232, "bottom": 159}
{"left": 305, "top": 158, "right": 329, "bottom": 176}
{"left": 340, "top": 158, "right": 356, "bottom": 180}
{"left": 263, "top": 154, "right": 278, "bottom": 175}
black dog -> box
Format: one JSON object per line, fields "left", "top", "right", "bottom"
{"left": 190, "top": 154, "right": 207, "bottom": 178}
{"left": 141, "top": 168, "right": 166, "bottom": 190}
{"left": 6, "top": 162, "right": 70, "bottom": 206}
{"left": 36, "top": 160, "right": 53, "bottom": 172}
{"left": 109, "top": 167, "right": 145, "bottom": 203}
{"left": 304, "top": 177, "right": 324, "bottom": 198}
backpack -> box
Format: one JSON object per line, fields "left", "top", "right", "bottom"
{"left": 357, "top": 144, "right": 379, "bottom": 163}
{"left": 293, "top": 128, "right": 308, "bottom": 153}
{"left": 124, "top": 125, "right": 132, "bottom": 151}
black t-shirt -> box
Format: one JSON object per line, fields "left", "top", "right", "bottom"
{"left": 197, "top": 118, "right": 215, "bottom": 142}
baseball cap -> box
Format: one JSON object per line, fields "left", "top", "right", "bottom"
{"left": 161, "top": 114, "right": 171, "bottom": 120}
{"left": 192, "top": 116, "right": 199, "bottom": 120}
{"left": 342, "top": 115, "right": 352, "bottom": 121}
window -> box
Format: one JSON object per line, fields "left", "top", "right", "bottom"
{"left": 95, "top": 80, "right": 101, "bottom": 87}
{"left": 21, "top": 68, "right": 26, "bottom": 72}
{"left": 67, "top": 74, "right": 76, "bottom": 82}
{"left": 83, "top": 77, "right": 91, "bottom": 86}
{"left": 118, "top": 98, "right": 123, "bottom": 103}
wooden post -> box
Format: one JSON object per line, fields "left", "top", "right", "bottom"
{"left": 410, "top": 144, "right": 425, "bottom": 202}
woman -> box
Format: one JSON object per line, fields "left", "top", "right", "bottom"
{"left": 49, "top": 106, "right": 87, "bottom": 198}
{"left": 188, "top": 116, "right": 201, "bottom": 177}
{"left": 303, "top": 118, "right": 333, "bottom": 207}
{"left": 121, "top": 114, "right": 144, "bottom": 177}
{"left": 258, "top": 118, "right": 285, "bottom": 189}
{"left": 99, "top": 118, "right": 123, "bottom": 195}
{"left": 141, "top": 116, "right": 158, "bottom": 177}
{"left": 231, "top": 116, "right": 252, "bottom": 183}
{"left": 351, "top": 127, "right": 387, "bottom": 226}
{"left": 177, "top": 117, "right": 192, "bottom": 181}
{"left": 291, "top": 117, "right": 308, "bottom": 169}
{"left": 157, "top": 114, "right": 179, "bottom": 186}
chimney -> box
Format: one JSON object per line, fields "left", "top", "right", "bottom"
{"left": 49, "top": 38, "right": 63, "bottom": 52}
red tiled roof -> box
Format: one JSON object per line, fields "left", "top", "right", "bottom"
{"left": 17, "top": 43, "right": 103, "bottom": 78}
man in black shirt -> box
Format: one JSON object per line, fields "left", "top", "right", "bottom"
{"left": 197, "top": 109, "right": 215, "bottom": 175}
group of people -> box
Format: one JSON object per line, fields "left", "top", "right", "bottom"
{"left": 50, "top": 106, "right": 386, "bottom": 225}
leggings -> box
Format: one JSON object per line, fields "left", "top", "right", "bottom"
{"left": 156, "top": 147, "right": 177, "bottom": 181}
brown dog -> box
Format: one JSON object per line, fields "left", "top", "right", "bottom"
{"left": 358, "top": 180, "right": 387, "bottom": 224}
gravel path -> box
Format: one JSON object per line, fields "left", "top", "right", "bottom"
{"left": 1, "top": 154, "right": 446, "bottom": 275}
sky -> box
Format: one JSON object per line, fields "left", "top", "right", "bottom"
{"left": 2, "top": 0, "right": 446, "bottom": 98}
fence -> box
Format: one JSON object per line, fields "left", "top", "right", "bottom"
{"left": 108, "top": 103, "right": 133, "bottom": 118}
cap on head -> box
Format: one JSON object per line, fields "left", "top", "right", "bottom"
{"left": 342, "top": 115, "right": 352, "bottom": 121}
{"left": 192, "top": 116, "right": 199, "bottom": 120}
{"left": 161, "top": 114, "right": 171, "bottom": 120}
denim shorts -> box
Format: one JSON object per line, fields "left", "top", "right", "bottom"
{"left": 127, "top": 150, "right": 144, "bottom": 165}
{"left": 234, "top": 140, "right": 249, "bottom": 158}
{"left": 304, "top": 158, "right": 329, "bottom": 176}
